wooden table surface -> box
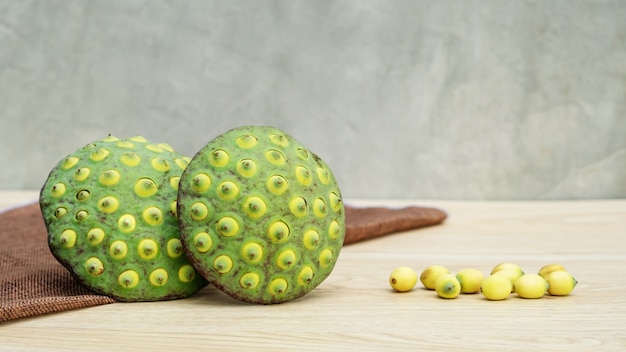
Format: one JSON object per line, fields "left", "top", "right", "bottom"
{"left": 1, "top": 191, "right": 625, "bottom": 351}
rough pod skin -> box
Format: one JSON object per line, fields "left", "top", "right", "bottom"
{"left": 177, "top": 126, "right": 345, "bottom": 304}
{"left": 40, "top": 135, "right": 208, "bottom": 302}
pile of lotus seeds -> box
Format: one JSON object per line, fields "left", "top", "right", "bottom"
{"left": 40, "top": 126, "right": 345, "bottom": 304}
{"left": 389, "top": 263, "right": 578, "bottom": 300}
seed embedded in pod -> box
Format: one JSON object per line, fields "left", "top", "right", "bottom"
{"left": 159, "top": 143, "right": 175, "bottom": 153}
{"left": 85, "top": 257, "right": 104, "bottom": 276}
{"left": 193, "top": 231, "right": 213, "bottom": 253}
{"left": 50, "top": 183, "right": 66, "bottom": 198}
{"left": 217, "top": 216, "right": 240, "bottom": 237}
{"left": 117, "top": 141, "right": 135, "bottom": 149}
{"left": 243, "top": 196, "right": 267, "bottom": 219}
{"left": 118, "top": 214, "right": 136, "bottom": 233}
{"left": 149, "top": 268, "right": 169, "bottom": 287}
{"left": 169, "top": 176, "right": 180, "bottom": 191}
{"left": 59, "top": 229, "right": 77, "bottom": 248}
{"left": 75, "top": 189, "right": 91, "bottom": 201}
{"left": 75, "top": 210, "right": 89, "bottom": 222}
{"left": 87, "top": 228, "right": 105, "bottom": 246}
{"left": 329, "top": 192, "right": 342, "bottom": 212}
{"left": 295, "top": 148, "right": 309, "bottom": 160}
{"left": 328, "top": 220, "right": 341, "bottom": 240}
{"left": 266, "top": 175, "right": 288, "bottom": 195}
{"left": 169, "top": 201, "right": 178, "bottom": 217}
{"left": 130, "top": 136, "right": 147, "bottom": 143}
{"left": 217, "top": 181, "right": 239, "bottom": 200}
{"left": 313, "top": 198, "right": 327, "bottom": 218}
{"left": 213, "top": 255, "right": 233, "bottom": 274}
{"left": 54, "top": 207, "right": 67, "bottom": 219}
{"left": 319, "top": 248, "right": 333, "bottom": 268}
{"left": 236, "top": 134, "right": 258, "bottom": 149}
{"left": 289, "top": 196, "right": 307, "bottom": 217}
{"left": 316, "top": 167, "right": 330, "bottom": 184}
{"left": 269, "top": 277, "right": 288, "bottom": 296}
{"left": 121, "top": 152, "right": 141, "bottom": 167}
{"left": 191, "top": 173, "right": 211, "bottom": 193}
{"left": 241, "top": 242, "right": 263, "bottom": 263}
{"left": 178, "top": 265, "right": 196, "bottom": 283}
{"left": 73, "top": 167, "right": 90, "bottom": 181}
{"left": 118, "top": 270, "right": 140, "bottom": 288}
{"left": 265, "top": 149, "right": 286, "bottom": 166}
{"left": 237, "top": 159, "right": 257, "bottom": 177}
{"left": 303, "top": 229, "right": 320, "bottom": 250}
{"left": 297, "top": 265, "right": 315, "bottom": 286}
{"left": 208, "top": 149, "right": 229, "bottom": 167}
{"left": 146, "top": 144, "right": 164, "bottom": 153}
{"left": 295, "top": 165, "right": 312, "bottom": 186}
{"left": 174, "top": 158, "right": 188, "bottom": 170}
{"left": 138, "top": 238, "right": 159, "bottom": 260}
{"left": 151, "top": 157, "right": 170, "bottom": 172}
{"left": 99, "top": 169, "right": 121, "bottom": 186}
{"left": 166, "top": 238, "right": 183, "bottom": 258}
{"left": 134, "top": 177, "right": 158, "bottom": 197}
{"left": 61, "top": 156, "right": 80, "bottom": 170}
{"left": 98, "top": 196, "right": 119, "bottom": 213}
{"left": 268, "top": 220, "right": 290, "bottom": 243}
{"left": 269, "top": 134, "right": 289, "bottom": 147}
{"left": 90, "top": 148, "right": 110, "bottom": 161}
{"left": 239, "top": 272, "right": 260, "bottom": 289}
{"left": 109, "top": 240, "right": 128, "bottom": 259}
{"left": 276, "top": 249, "right": 297, "bottom": 270}
{"left": 190, "top": 202, "right": 210, "bottom": 221}
{"left": 142, "top": 206, "right": 163, "bottom": 226}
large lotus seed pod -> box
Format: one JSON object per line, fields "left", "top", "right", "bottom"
{"left": 40, "top": 135, "right": 208, "bottom": 302}
{"left": 177, "top": 126, "right": 345, "bottom": 304}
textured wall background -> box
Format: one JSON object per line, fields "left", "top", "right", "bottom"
{"left": 1, "top": 1, "right": 625, "bottom": 200}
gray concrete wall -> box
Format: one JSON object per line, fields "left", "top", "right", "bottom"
{"left": 1, "top": 1, "right": 625, "bottom": 200}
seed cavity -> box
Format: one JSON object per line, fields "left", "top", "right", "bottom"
{"left": 236, "top": 134, "right": 258, "bottom": 149}
{"left": 265, "top": 149, "right": 286, "bottom": 166}
{"left": 319, "top": 248, "right": 333, "bottom": 268}
{"left": 61, "top": 156, "right": 80, "bottom": 170}
{"left": 193, "top": 231, "right": 213, "bottom": 253}
{"left": 142, "top": 206, "right": 163, "bottom": 226}
{"left": 329, "top": 192, "right": 342, "bottom": 212}
{"left": 217, "top": 181, "right": 239, "bottom": 200}
{"left": 73, "top": 167, "right": 90, "bottom": 181}
{"left": 298, "top": 265, "right": 315, "bottom": 286}
{"left": 303, "top": 229, "right": 320, "bottom": 250}
{"left": 296, "top": 148, "right": 309, "bottom": 160}
{"left": 217, "top": 216, "right": 240, "bottom": 237}
{"left": 178, "top": 265, "right": 196, "bottom": 283}
{"left": 295, "top": 165, "right": 312, "bottom": 186}
{"left": 151, "top": 157, "right": 170, "bottom": 172}
{"left": 134, "top": 178, "right": 158, "bottom": 197}
{"left": 75, "top": 210, "right": 89, "bottom": 222}
{"left": 138, "top": 238, "right": 159, "bottom": 260}
{"left": 118, "top": 270, "right": 140, "bottom": 288}
{"left": 190, "top": 202, "right": 210, "bottom": 221}
{"left": 239, "top": 272, "right": 260, "bottom": 289}
{"left": 54, "top": 207, "right": 67, "bottom": 219}
{"left": 118, "top": 214, "right": 136, "bottom": 233}
{"left": 191, "top": 173, "right": 212, "bottom": 193}
{"left": 269, "top": 134, "right": 289, "bottom": 147}
{"left": 149, "top": 268, "right": 169, "bottom": 287}
{"left": 50, "top": 183, "right": 66, "bottom": 197}
{"left": 289, "top": 196, "right": 307, "bottom": 217}
{"left": 87, "top": 228, "right": 105, "bottom": 246}
{"left": 85, "top": 257, "right": 104, "bottom": 276}
{"left": 166, "top": 238, "right": 183, "bottom": 258}
{"left": 328, "top": 220, "right": 342, "bottom": 240}
{"left": 76, "top": 189, "right": 91, "bottom": 201}
{"left": 266, "top": 175, "right": 288, "bottom": 195}
{"left": 59, "top": 229, "right": 77, "bottom": 248}
{"left": 276, "top": 249, "right": 297, "bottom": 270}
{"left": 90, "top": 148, "right": 110, "bottom": 162}
{"left": 98, "top": 196, "right": 119, "bottom": 213}
{"left": 237, "top": 159, "right": 257, "bottom": 177}
{"left": 109, "top": 240, "right": 128, "bottom": 259}
{"left": 269, "top": 277, "right": 288, "bottom": 296}
{"left": 121, "top": 152, "right": 141, "bottom": 167}
{"left": 268, "top": 220, "right": 290, "bottom": 243}
{"left": 213, "top": 255, "right": 233, "bottom": 274}
{"left": 241, "top": 242, "right": 263, "bottom": 263}
{"left": 243, "top": 196, "right": 267, "bottom": 219}
{"left": 208, "top": 149, "right": 229, "bottom": 167}
{"left": 316, "top": 167, "right": 330, "bottom": 184}
{"left": 313, "top": 198, "right": 327, "bottom": 218}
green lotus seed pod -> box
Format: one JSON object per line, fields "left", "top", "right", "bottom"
{"left": 177, "top": 125, "right": 345, "bottom": 304}
{"left": 40, "top": 135, "right": 207, "bottom": 302}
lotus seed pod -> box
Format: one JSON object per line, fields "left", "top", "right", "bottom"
{"left": 178, "top": 125, "right": 345, "bottom": 304}
{"left": 40, "top": 135, "right": 208, "bottom": 302}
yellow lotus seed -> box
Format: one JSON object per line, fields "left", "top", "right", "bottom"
{"left": 269, "top": 134, "right": 289, "bottom": 147}
{"left": 329, "top": 192, "right": 342, "bottom": 212}
{"left": 303, "top": 229, "right": 320, "bottom": 250}
{"left": 102, "top": 135, "right": 118, "bottom": 142}
{"left": 118, "top": 214, "right": 136, "bottom": 233}
{"left": 89, "top": 148, "right": 110, "bottom": 161}
{"left": 193, "top": 231, "right": 213, "bottom": 253}
{"left": 191, "top": 173, "right": 212, "bottom": 193}
{"left": 266, "top": 175, "right": 288, "bottom": 195}
{"left": 75, "top": 189, "right": 91, "bottom": 201}
{"left": 59, "top": 229, "right": 77, "bottom": 248}
{"left": 276, "top": 249, "right": 297, "bottom": 270}
{"left": 217, "top": 216, "right": 240, "bottom": 237}
{"left": 265, "top": 149, "right": 286, "bottom": 166}
{"left": 86, "top": 228, "right": 105, "bottom": 246}
{"left": 268, "top": 220, "right": 290, "bottom": 243}
{"left": 151, "top": 157, "right": 170, "bottom": 172}
{"left": 73, "top": 167, "right": 90, "bottom": 181}
{"left": 141, "top": 206, "right": 163, "bottom": 226}
{"left": 208, "top": 149, "right": 229, "bottom": 167}
{"left": 190, "top": 202, "right": 210, "bottom": 221}
{"left": 54, "top": 207, "right": 67, "bottom": 219}
{"left": 319, "top": 248, "right": 333, "bottom": 268}
{"left": 213, "top": 255, "right": 233, "bottom": 274}
{"left": 174, "top": 158, "right": 188, "bottom": 170}
{"left": 289, "top": 196, "right": 307, "bottom": 217}
{"left": 99, "top": 169, "right": 120, "bottom": 186}
{"left": 237, "top": 159, "right": 257, "bottom": 177}
{"left": 169, "top": 176, "right": 180, "bottom": 191}
{"left": 269, "top": 277, "right": 288, "bottom": 296}
{"left": 134, "top": 177, "right": 158, "bottom": 197}
{"left": 98, "top": 196, "right": 119, "bottom": 213}
{"left": 109, "top": 240, "right": 128, "bottom": 259}
{"left": 50, "top": 183, "right": 66, "bottom": 198}
{"left": 243, "top": 196, "right": 267, "bottom": 219}
{"left": 316, "top": 167, "right": 330, "bottom": 184}
{"left": 295, "top": 165, "right": 312, "bottom": 186}
{"left": 295, "top": 148, "right": 309, "bottom": 159}
{"left": 129, "top": 136, "right": 148, "bottom": 143}
{"left": 85, "top": 257, "right": 104, "bottom": 276}
{"left": 138, "top": 238, "right": 159, "bottom": 260}
{"left": 241, "top": 242, "right": 263, "bottom": 263}
{"left": 61, "top": 156, "right": 79, "bottom": 170}
{"left": 117, "top": 141, "right": 134, "bottom": 149}
{"left": 121, "top": 152, "right": 141, "bottom": 166}
{"left": 145, "top": 144, "right": 164, "bottom": 153}
{"left": 178, "top": 265, "right": 196, "bottom": 283}
{"left": 118, "top": 270, "right": 140, "bottom": 288}
{"left": 166, "top": 238, "right": 183, "bottom": 258}
{"left": 313, "top": 198, "right": 327, "bottom": 218}
{"left": 149, "top": 268, "right": 169, "bottom": 287}
{"left": 328, "top": 220, "right": 341, "bottom": 240}
{"left": 159, "top": 143, "right": 174, "bottom": 152}
{"left": 297, "top": 265, "right": 315, "bottom": 286}
{"left": 217, "top": 181, "right": 239, "bottom": 200}
{"left": 169, "top": 200, "right": 178, "bottom": 217}
{"left": 75, "top": 210, "right": 89, "bottom": 222}
{"left": 236, "top": 134, "right": 258, "bottom": 149}
{"left": 239, "top": 272, "right": 260, "bottom": 289}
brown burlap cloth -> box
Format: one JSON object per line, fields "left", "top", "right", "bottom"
{"left": 0, "top": 202, "right": 446, "bottom": 322}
